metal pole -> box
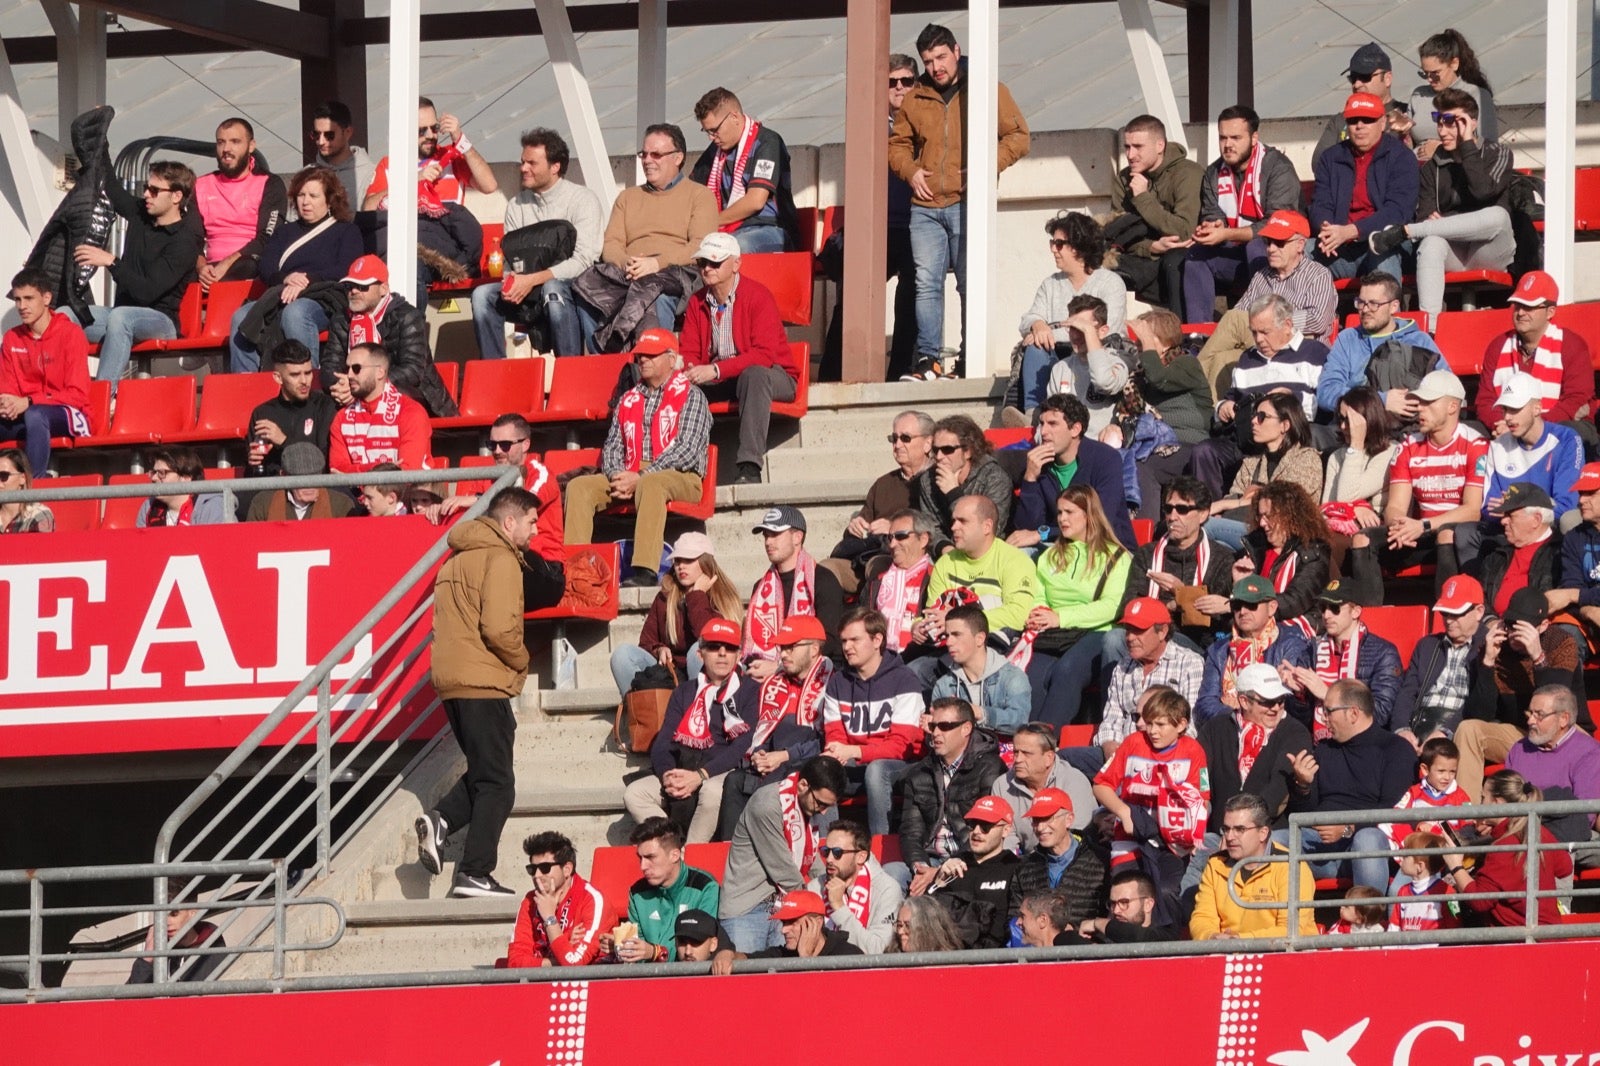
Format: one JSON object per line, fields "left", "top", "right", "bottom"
{"left": 316, "top": 678, "right": 332, "bottom": 876}
{"left": 27, "top": 876, "right": 42, "bottom": 992}
{"left": 965, "top": 0, "right": 999, "bottom": 380}
{"left": 1285, "top": 822, "right": 1302, "bottom": 950}
{"left": 1525, "top": 809, "right": 1542, "bottom": 943}
{"left": 636, "top": 0, "right": 667, "bottom": 187}
{"left": 1545, "top": 0, "right": 1579, "bottom": 295}
{"left": 838, "top": 0, "right": 889, "bottom": 383}
{"left": 385, "top": 0, "right": 421, "bottom": 304}
{"left": 274, "top": 860, "right": 287, "bottom": 980}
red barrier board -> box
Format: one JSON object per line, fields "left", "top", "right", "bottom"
{"left": 0, "top": 517, "right": 442, "bottom": 757}
{"left": 5, "top": 940, "right": 1598, "bottom": 1064}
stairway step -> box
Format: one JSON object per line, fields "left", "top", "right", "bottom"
{"left": 539, "top": 686, "right": 621, "bottom": 714}
{"left": 512, "top": 785, "right": 623, "bottom": 816}
{"left": 347, "top": 896, "right": 520, "bottom": 927}
{"left": 718, "top": 477, "right": 875, "bottom": 508}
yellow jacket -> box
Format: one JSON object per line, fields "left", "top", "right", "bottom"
{"left": 1189, "top": 843, "right": 1317, "bottom": 940}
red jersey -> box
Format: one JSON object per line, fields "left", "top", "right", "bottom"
{"left": 1388, "top": 425, "right": 1488, "bottom": 518}
{"left": 1094, "top": 733, "right": 1209, "bottom": 807}
{"left": 1384, "top": 779, "right": 1475, "bottom": 846}
{"left": 0, "top": 312, "right": 91, "bottom": 426}
{"left": 1390, "top": 875, "right": 1459, "bottom": 932}
{"left": 365, "top": 153, "right": 473, "bottom": 205}
{"left": 523, "top": 455, "right": 565, "bottom": 561}
{"left": 329, "top": 381, "right": 433, "bottom": 473}
{"left": 505, "top": 873, "right": 615, "bottom": 968}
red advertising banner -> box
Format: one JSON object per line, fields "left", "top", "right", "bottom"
{"left": 5, "top": 940, "right": 1598, "bottom": 1065}
{"left": 0, "top": 517, "right": 442, "bottom": 757}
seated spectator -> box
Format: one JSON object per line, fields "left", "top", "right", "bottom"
{"left": 1327, "top": 885, "right": 1388, "bottom": 934}
{"left": 743, "top": 505, "right": 845, "bottom": 678}
{"left": 1286, "top": 679, "right": 1417, "bottom": 890}
{"left": 1021, "top": 485, "right": 1132, "bottom": 726}
{"left": 309, "top": 100, "right": 374, "bottom": 206}
{"left": 138, "top": 448, "right": 228, "bottom": 526}
{"left": 618, "top": 817, "right": 719, "bottom": 963}
{"left": 897, "top": 696, "right": 1006, "bottom": 894}
{"left": 825, "top": 410, "right": 934, "bottom": 593}
{"left": 1238, "top": 482, "right": 1334, "bottom": 638}
{"left": 1479, "top": 484, "right": 1563, "bottom": 622}
{"left": 689, "top": 87, "right": 799, "bottom": 254}
{"left": 1122, "top": 476, "right": 1237, "bottom": 649}
{"left": 1552, "top": 462, "right": 1600, "bottom": 653}
{"left": 245, "top": 341, "right": 338, "bottom": 480}
{"left": 1190, "top": 792, "right": 1316, "bottom": 940}
{"left": 716, "top": 616, "right": 829, "bottom": 839}
{"left": 1006, "top": 788, "right": 1110, "bottom": 931}
{"left": 1077, "top": 868, "right": 1182, "bottom": 943}
{"left": 0, "top": 451, "right": 53, "bottom": 533}
{"left": 820, "top": 608, "right": 923, "bottom": 836}
{"left": 1312, "top": 43, "right": 1404, "bottom": 164}
{"left": 0, "top": 268, "right": 90, "bottom": 475}
{"left": 1195, "top": 211, "right": 1336, "bottom": 390}
{"left": 1016, "top": 890, "right": 1074, "bottom": 947}
{"left": 911, "top": 414, "right": 1014, "bottom": 537}
{"left": 1503, "top": 685, "right": 1600, "bottom": 859}
{"left": 609, "top": 531, "right": 742, "bottom": 696}
{"left": 926, "top": 605, "right": 1032, "bottom": 735}
{"left": 1195, "top": 576, "right": 1313, "bottom": 726}
{"left": 125, "top": 906, "right": 225, "bottom": 984}
{"left": 1189, "top": 294, "right": 1330, "bottom": 501}
{"left": 1402, "top": 30, "right": 1499, "bottom": 160}
{"left": 719, "top": 756, "right": 846, "bottom": 952}
{"left": 1282, "top": 580, "right": 1404, "bottom": 735}
{"left": 1353, "top": 371, "right": 1483, "bottom": 604}
{"left": 245, "top": 442, "right": 354, "bottom": 521}
{"left": 504, "top": 831, "right": 616, "bottom": 968}
{"left": 1394, "top": 576, "right": 1488, "bottom": 747}
{"left": 1309, "top": 93, "right": 1419, "bottom": 282}
{"left": 992, "top": 722, "right": 1096, "bottom": 849}
{"left": 1010, "top": 212, "right": 1127, "bottom": 417}
{"left": 1315, "top": 271, "right": 1445, "bottom": 424}
{"left": 1205, "top": 393, "right": 1325, "bottom": 551}
{"left": 357, "top": 463, "right": 407, "bottom": 517}
{"left": 1183, "top": 106, "right": 1304, "bottom": 325}
{"left": 806, "top": 820, "right": 902, "bottom": 953}
{"left": 572, "top": 124, "right": 716, "bottom": 352}
{"left": 327, "top": 342, "right": 432, "bottom": 473}
{"left": 320, "top": 255, "right": 457, "bottom": 417}
{"left": 1130, "top": 307, "right": 1212, "bottom": 447}
{"left": 229, "top": 166, "right": 361, "bottom": 373}
{"left": 1106, "top": 114, "right": 1203, "bottom": 316}
{"left": 1441, "top": 770, "right": 1571, "bottom": 928}
{"left": 1475, "top": 272, "right": 1595, "bottom": 446}
{"left": 1321, "top": 386, "right": 1399, "bottom": 576}
{"left": 623, "top": 619, "right": 757, "bottom": 843}
{"left": 921, "top": 495, "right": 1036, "bottom": 652}
{"left": 192, "top": 117, "right": 286, "bottom": 286}
{"left": 714, "top": 889, "right": 862, "bottom": 965}
{"left": 672, "top": 909, "right": 725, "bottom": 962}
{"left": 470, "top": 128, "right": 602, "bottom": 358}
{"left": 1041, "top": 295, "right": 1137, "bottom": 439}
{"left": 1367, "top": 88, "right": 1514, "bottom": 331}
{"left": 1009, "top": 394, "right": 1137, "bottom": 553}
{"left": 564, "top": 329, "right": 711, "bottom": 589}
{"left": 924, "top": 794, "right": 1020, "bottom": 948}
{"left": 888, "top": 895, "right": 967, "bottom": 953}
{"left": 864, "top": 510, "right": 937, "bottom": 661}
{"left": 1390, "top": 831, "right": 1459, "bottom": 932}
{"left": 1384, "top": 738, "right": 1472, "bottom": 847}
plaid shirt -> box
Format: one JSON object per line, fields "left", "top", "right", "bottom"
{"left": 705, "top": 277, "right": 739, "bottom": 364}
{"left": 929, "top": 750, "right": 966, "bottom": 860}
{"left": 1097, "top": 641, "right": 1206, "bottom": 748}
{"left": 1421, "top": 639, "right": 1473, "bottom": 716}
{"left": 600, "top": 378, "right": 712, "bottom": 477}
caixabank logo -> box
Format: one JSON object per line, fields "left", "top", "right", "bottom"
{"left": 1266, "top": 1019, "right": 1600, "bottom": 1066}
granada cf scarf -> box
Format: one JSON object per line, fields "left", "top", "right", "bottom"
{"left": 618, "top": 372, "right": 691, "bottom": 473}
{"left": 743, "top": 548, "right": 817, "bottom": 660}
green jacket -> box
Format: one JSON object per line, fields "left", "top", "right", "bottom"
{"left": 1111, "top": 141, "right": 1204, "bottom": 259}
{"left": 627, "top": 863, "right": 720, "bottom": 960}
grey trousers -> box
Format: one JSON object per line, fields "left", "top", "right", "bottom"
{"left": 1409, "top": 206, "right": 1514, "bottom": 319}
{"left": 703, "top": 365, "right": 798, "bottom": 467}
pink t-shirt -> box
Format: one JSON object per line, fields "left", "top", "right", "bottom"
{"left": 194, "top": 170, "right": 270, "bottom": 262}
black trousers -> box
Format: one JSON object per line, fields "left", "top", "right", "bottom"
{"left": 523, "top": 551, "right": 566, "bottom": 612}
{"left": 436, "top": 697, "right": 517, "bottom": 878}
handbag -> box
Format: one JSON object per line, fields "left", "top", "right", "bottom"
{"left": 614, "top": 662, "right": 677, "bottom": 754}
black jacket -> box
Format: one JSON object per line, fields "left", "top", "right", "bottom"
{"left": 245, "top": 390, "right": 340, "bottom": 477}
{"left": 1291, "top": 724, "right": 1418, "bottom": 815}
{"left": 1121, "top": 533, "right": 1236, "bottom": 645}
{"left": 1394, "top": 630, "right": 1488, "bottom": 736}
{"left": 898, "top": 729, "right": 1007, "bottom": 868}
{"left": 1242, "top": 532, "right": 1331, "bottom": 633}
{"left": 650, "top": 675, "right": 759, "bottom": 779}
{"left": 1480, "top": 534, "right": 1562, "bottom": 622}
{"left": 321, "top": 293, "right": 460, "bottom": 417}
{"left": 1199, "top": 711, "right": 1314, "bottom": 833}
{"left": 928, "top": 850, "right": 1019, "bottom": 949}
{"left": 105, "top": 179, "right": 204, "bottom": 323}
{"left": 1417, "top": 139, "right": 1514, "bottom": 220}
{"left": 1006, "top": 829, "right": 1111, "bottom": 928}
{"left": 747, "top": 928, "right": 861, "bottom": 959}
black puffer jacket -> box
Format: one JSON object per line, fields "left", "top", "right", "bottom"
{"left": 898, "top": 728, "right": 1007, "bottom": 868}
{"left": 321, "top": 293, "right": 459, "bottom": 417}
{"left": 1241, "top": 531, "right": 1332, "bottom": 634}
{"left": 1006, "top": 822, "right": 1112, "bottom": 928}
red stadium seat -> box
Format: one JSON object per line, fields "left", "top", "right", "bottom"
{"left": 586, "top": 845, "right": 639, "bottom": 911}
{"left": 154, "top": 281, "right": 254, "bottom": 354}
{"left": 536, "top": 353, "right": 628, "bottom": 423}
{"left": 792, "top": 206, "right": 823, "bottom": 256}
{"left": 427, "top": 222, "right": 506, "bottom": 295}
{"left": 1432, "top": 307, "right": 1513, "bottom": 378}
{"left": 871, "top": 834, "right": 903, "bottom": 866}
{"left": 818, "top": 205, "right": 844, "bottom": 247}
{"left": 983, "top": 427, "right": 1033, "bottom": 450}
{"left": 1361, "top": 605, "right": 1429, "bottom": 670}
{"left": 740, "top": 252, "right": 815, "bottom": 326}
{"left": 432, "top": 357, "right": 546, "bottom": 430}
{"left": 452, "top": 453, "right": 496, "bottom": 496}
{"left": 202, "top": 466, "right": 238, "bottom": 480}
{"left": 1575, "top": 167, "right": 1600, "bottom": 232}
{"left": 37, "top": 473, "right": 103, "bottom": 532}
{"left": 1131, "top": 518, "right": 1154, "bottom": 546}
{"left": 76, "top": 375, "right": 197, "bottom": 447}
{"left": 1557, "top": 301, "right": 1600, "bottom": 366}
{"left": 102, "top": 472, "right": 149, "bottom": 530}
{"left": 1181, "top": 321, "right": 1219, "bottom": 337}
{"left": 165, "top": 372, "right": 279, "bottom": 444}
{"left": 684, "top": 843, "right": 731, "bottom": 881}
{"left": 1342, "top": 310, "right": 1427, "bottom": 330}
{"left": 1058, "top": 725, "right": 1096, "bottom": 748}
{"left": 435, "top": 360, "right": 461, "bottom": 403}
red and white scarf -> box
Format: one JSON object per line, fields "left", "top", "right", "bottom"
{"left": 348, "top": 293, "right": 393, "bottom": 348}
{"left": 776, "top": 772, "right": 819, "bottom": 880}
{"left": 1148, "top": 534, "right": 1211, "bottom": 600}
{"left": 1264, "top": 547, "right": 1316, "bottom": 639}
{"left": 705, "top": 117, "right": 763, "bottom": 232}
{"left": 417, "top": 143, "right": 464, "bottom": 218}
{"left": 1214, "top": 139, "right": 1266, "bottom": 227}
{"left": 1311, "top": 624, "right": 1365, "bottom": 741}
{"left": 618, "top": 371, "right": 691, "bottom": 473}
{"left": 876, "top": 557, "right": 932, "bottom": 652}
{"left": 743, "top": 548, "right": 817, "bottom": 661}
{"left": 1493, "top": 323, "right": 1568, "bottom": 415}
{"left": 1222, "top": 618, "right": 1281, "bottom": 709}
{"left": 750, "top": 656, "right": 832, "bottom": 749}
{"left": 673, "top": 672, "right": 744, "bottom": 749}
{"left": 1236, "top": 711, "right": 1267, "bottom": 780}
{"left": 842, "top": 863, "right": 872, "bottom": 927}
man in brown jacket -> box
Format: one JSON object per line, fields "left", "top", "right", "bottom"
{"left": 1107, "top": 114, "right": 1204, "bottom": 317}
{"left": 417, "top": 487, "right": 539, "bottom": 898}
{"left": 888, "top": 23, "right": 1030, "bottom": 381}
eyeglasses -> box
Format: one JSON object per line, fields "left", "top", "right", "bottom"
{"left": 930, "top": 720, "right": 966, "bottom": 732}
{"left": 637, "top": 149, "right": 682, "bottom": 160}
{"left": 1242, "top": 694, "right": 1286, "bottom": 709}
{"left": 700, "top": 111, "right": 736, "bottom": 138}
{"left": 701, "top": 642, "right": 739, "bottom": 653}
{"left": 489, "top": 438, "right": 528, "bottom": 452}
{"left": 418, "top": 123, "right": 441, "bottom": 136}
{"left": 1352, "top": 297, "right": 1396, "bottom": 310}
{"left": 143, "top": 183, "right": 173, "bottom": 196}
{"left": 1162, "top": 503, "right": 1201, "bottom": 515}
{"left": 149, "top": 467, "right": 179, "bottom": 481}
{"left": 888, "top": 530, "right": 919, "bottom": 541}
{"left": 932, "top": 444, "right": 962, "bottom": 456}
{"left": 1108, "top": 895, "right": 1145, "bottom": 909}
{"left": 525, "top": 861, "right": 562, "bottom": 875}
{"left": 886, "top": 433, "right": 921, "bottom": 444}
{"left": 346, "top": 364, "right": 368, "bottom": 375}
{"left": 817, "top": 846, "right": 856, "bottom": 860}
{"left": 889, "top": 75, "right": 916, "bottom": 89}
{"left": 1048, "top": 238, "right": 1070, "bottom": 250}
{"left": 1220, "top": 823, "right": 1263, "bottom": 836}
{"left": 1526, "top": 708, "right": 1565, "bottom": 722}
{"left": 1325, "top": 704, "right": 1361, "bottom": 716}
{"left": 1432, "top": 112, "right": 1464, "bottom": 127}
{"left": 694, "top": 258, "right": 726, "bottom": 271}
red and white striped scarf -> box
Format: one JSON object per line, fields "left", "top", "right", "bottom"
{"left": 876, "top": 557, "right": 932, "bottom": 652}
{"left": 1148, "top": 534, "right": 1211, "bottom": 600}
{"left": 1492, "top": 323, "right": 1568, "bottom": 416}
{"left": 673, "top": 673, "right": 743, "bottom": 749}
{"left": 347, "top": 293, "right": 393, "bottom": 348}
{"left": 1222, "top": 618, "right": 1281, "bottom": 709}
{"left": 705, "top": 117, "right": 763, "bottom": 232}
{"left": 750, "top": 655, "right": 832, "bottom": 749}
{"left": 743, "top": 549, "right": 817, "bottom": 661}
{"left": 1311, "top": 624, "right": 1365, "bottom": 741}
{"left": 1264, "top": 546, "right": 1316, "bottom": 639}
{"left": 618, "top": 372, "right": 691, "bottom": 473}
{"left": 777, "top": 772, "right": 819, "bottom": 880}
{"left": 843, "top": 863, "right": 872, "bottom": 927}
{"left": 1214, "top": 139, "right": 1266, "bottom": 227}
{"left": 1236, "top": 711, "right": 1267, "bottom": 780}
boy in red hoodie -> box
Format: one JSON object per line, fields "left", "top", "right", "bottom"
{"left": 0, "top": 268, "right": 91, "bottom": 475}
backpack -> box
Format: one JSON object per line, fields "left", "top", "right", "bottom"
{"left": 1364, "top": 337, "right": 1438, "bottom": 438}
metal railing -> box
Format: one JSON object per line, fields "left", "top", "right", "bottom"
{"left": 0, "top": 464, "right": 523, "bottom": 988}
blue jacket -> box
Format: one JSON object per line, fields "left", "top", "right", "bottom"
{"left": 1310, "top": 135, "right": 1420, "bottom": 240}
{"left": 927, "top": 649, "right": 1034, "bottom": 736}
{"left": 1196, "top": 627, "right": 1314, "bottom": 726}
{"left": 1316, "top": 319, "right": 1445, "bottom": 415}
{"left": 1559, "top": 521, "right": 1600, "bottom": 608}
{"left": 1011, "top": 437, "right": 1137, "bottom": 551}
{"left": 1307, "top": 629, "right": 1405, "bottom": 730}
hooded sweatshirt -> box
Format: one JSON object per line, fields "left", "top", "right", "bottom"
{"left": 431, "top": 517, "right": 530, "bottom": 699}
{"left": 928, "top": 648, "right": 1033, "bottom": 735}
{"left": 1317, "top": 317, "right": 1446, "bottom": 415}
{"left": 1111, "top": 141, "right": 1204, "bottom": 258}
{"left": 820, "top": 651, "right": 924, "bottom": 763}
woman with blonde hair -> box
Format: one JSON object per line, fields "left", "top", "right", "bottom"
{"left": 1023, "top": 484, "right": 1132, "bottom": 726}
{"left": 609, "top": 531, "right": 743, "bottom": 694}
{"left": 1442, "top": 767, "right": 1572, "bottom": 928}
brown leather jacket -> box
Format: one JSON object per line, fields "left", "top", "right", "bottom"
{"left": 888, "top": 69, "right": 1030, "bottom": 209}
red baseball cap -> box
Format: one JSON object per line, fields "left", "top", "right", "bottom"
{"left": 964, "top": 795, "right": 1015, "bottom": 825}
{"left": 1256, "top": 210, "right": 1311, "bottom": 242}
{"left": 1434, "top": 575, "right": 1485, "bottom": 616}
{"left": 1575, "top": 462, "right": 1600, "bottom": 493}
{"left": 632, "top": 327, "right": 678, "bottom": 357}
{"left": 1024, "top": 788, "right": 1074, "bottom": 821}
{"left": 1343, "top": 93, "right": 1385, "bottom": 120}
{"left": 699, "top": 618, "right": 741, "bottom": 646}
{"left": 1508, "top": 270, "right": 1559, "bottom": 307}
{"left": 772, "top": 890, "right": 826, "bottom": 921}
{"left": 774, "top": 615, "right": 826, "bottom": 646}
{"left": 341, "top": 254, "right": 388, "bottom": 286}
{"left": 1119, "top": 596, "right": 1172, "bottom": 629}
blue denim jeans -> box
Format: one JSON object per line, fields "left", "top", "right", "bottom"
{"left": 1025, "top": 631, "right": 1110, "bottom": 727}
{"left": 845, "top": 759, "right": 908, "bottom": 837}
{"left": 229, "top": 298, "right": 328, "bottom": 373}
{"left": 1276, "top": 825, "right": 1393, "bottom": 892}
{"left": 0, "top": 403, "right": 71, "bottom": 475}
{"left": 608, "top": 642, "right": 703, "bottom": 696}
{"left": 721, "top": 902, "right": 782, "bottom": 954}
{"left": 909, "top": 202, "right": 966, "bottom": 358}
{"left": 732, "top": 224, "right": 790, "bottom": 254}
{"left": 1206, "top": 517, "right": 1250, "bottom": 552}
{"left": 70, "top": 305, "right": 176, "bottom": 393}
{"left": 472, "top": 278, "right": 587, "bottom": 357}
{"left": 1315, "top": 241, "right": 1402, "bottom": 285}
{"left": 1018, "top": 343, "right": 1056, "bottom": 410}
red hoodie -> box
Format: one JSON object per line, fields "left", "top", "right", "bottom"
{"left": 0, "top": 312, "right": 90, "bottom": 419}
{"left": 505, "top": 872, "right": 615, "bottom": 968}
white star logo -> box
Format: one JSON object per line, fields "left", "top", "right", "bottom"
{"left": 1266, "top": 1019, "right": 1369, "bottom": 1066}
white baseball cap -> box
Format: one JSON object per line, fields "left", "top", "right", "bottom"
{"left": 1236, "top": 662, "right": 1291, "bottom": 702}
{"left": 1495, "top": 371, "right": 1542, "bottom": 411}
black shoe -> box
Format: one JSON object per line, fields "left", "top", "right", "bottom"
{"left": 621, "top": 567, "right": 659, "bottom": 589}
{"left": 734, "top": 463, "right": 763, "bottom": 485}
{"left": 415, "top": 812, "right": 446, "bottom": 875}
{"left": 899, "top": 358, "right": 943, "bottom": 382}
{"left": 448, "top": 872, "right": 515, "bottom": 898}
{"left": 1368, "top": 223, "right": 1408, "bottom": 258}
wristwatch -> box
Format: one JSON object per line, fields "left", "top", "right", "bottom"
{"left": 1421, "top": 519, "right": 1433, "bottom": 532}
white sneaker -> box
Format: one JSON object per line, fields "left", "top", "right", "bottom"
{"left": 415, "top": 812, "right": 446, "bottom": 875}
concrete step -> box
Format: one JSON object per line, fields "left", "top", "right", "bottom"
{"left": 292, "top": 925, "right": 512, "bottom": 976}
{"left": 346, "top": 896, "right": 521, "bottom": 928}
{"left": 540, "top": 687, "right": 623, "bottom": 715}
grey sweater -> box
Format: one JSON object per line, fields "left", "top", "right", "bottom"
{"left": 719, "top": 777, "right": 823, "bottom": 919}
{"left": 503, "top": 177, "right": 605, "bottom": 281}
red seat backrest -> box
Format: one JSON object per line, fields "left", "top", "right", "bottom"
{"left": 1433, "top": 307, "right": 1513, "bottom": 378}
{"left": 984, "top": 427, "right": 1032, "bottom": 449}
{"left": 40, "top": 473, "right": 103, "bottom": 532}
{"left": 81, "top": 379, "right": 112, "bottom": 435}
{"left": 102, "top": 472, "right": 149, "bottom": 530}
{"left": 792, "top": 207, "right": 822, "bottom": 256}
{"left": 1361, "top": 605, "right": 1429, "bottom": 670}
{"left": 587, "top": 845, "right": 639, "bottom": 918}
{"left": 740, "top": 251, "right": 814, "bottom": 326}
{"left": 1575, "top": 167, "right": 1600, "bottom": 230}
{"left": 435, "top": 361, "right": 461, "bottom": 402}
{"left": 200, "top": 281, "right": 256, "bottom": 341}
{"left": 456, "top": 357, "right": 545, "bottom": 421}
{"left": 1557, "top": 301, "right": 1600, "bottom": 368}
{"left": 542, "top": 447, "right": 602, "bottom": 481}
{"left": 453, "top": 453, "right": 496, "bottom": 495}
{"left": 545, "top": 354, "right": 628, "bottom": 421}
{"left": 683, "top": 843, "right": 730, "bottom": 882}
{"left": 194, "top": 372, "right": 279, "bottom": 438}
{"left": 175, "top": 283, "right": 204, "bottom": 338}
{"left": 1131, "top": 518, "right": 1154, "bottom": 546}
{"left": 108, "top": 376, "right": 197, "bottom": 440}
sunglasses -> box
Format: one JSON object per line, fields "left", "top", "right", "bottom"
{"left": 932, "top": 444, "right": 963, "bottom": 456}
{"left": 1250, "top": 411, "right": 1277, "bottom": 423}
{"left": 346, "top": 364, "right": 368, "bottom": 375}
{"left": 694, "top": 258, "right": 726, "bottom": 270}
{"left": 143, "top": 183, "right": 173, "bottom": 196}
{"left": 0, "top": 470, "right": 20, "bottom": 484}
{"left": 1346, "top": 116, "right": 1380, "bottom": 126}
{"left": 525, "top": 861, "right": 563, "bottom": 875}
{"left": 886, "top": 433, "right": 921, "bottom": 444}
{"left": 490, "top": 438, "right": 528, "bottom": 452}
{"left": 1162, "top": 503, "right": 1201, "bottom": 515}
{"left": 1263, "top": 237, "right": 1293, "bottom": 248}
{"left": 817, "top": 846, "right": 856, "bottom": 860}
{"left": 1048, "top": 238, "right": 1070, "bottom": 250}
{"left": 342, "top": 281, "right": 379, "bottom": 292}
{"left": 889, "top": 75, "right": 916, "bottom": 88}
{"left": 1431, "top": 111, "right": 1464, "bottom": 127}
{"left": 310, "top": 130, "right": 339, "bottom": 142}
{"left": 930, "top": 720, "right": 965, "bottom": 732}
{"left": 888, "top": 530, "right": 919, "bottom": 541}
{"left": 1419, "top": 67, "right": 1446, "bottom": 81}
{"left": 1230, "top": 599, "right": 1269, "bottom": 611}
{"left": 637, "top": 149, "right": 681, "bottom": 160}
{"left": 965, "top": 819, "right": 1000, "bottom": 832}
{"left": 701, "top": 642, "right": 738, "bottom": 653}
{"left": 419, "top": 123, "right": 441, "bottom": 135}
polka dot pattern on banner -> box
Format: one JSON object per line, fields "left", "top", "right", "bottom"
{"left": 546, "top": 981, "right": 591, "bottom": 1064}
{"left": 1213, "top": 956, "right": 1263, "bottom": 1066}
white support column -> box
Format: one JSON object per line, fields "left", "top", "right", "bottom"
{"left": 964, "top": 0, "right": 999, "bottom": 379}
{"left": 535, "top": 0, "right": 618, "bottom": 214}
{"left": 1117, "top": 0, "right": 1187, "bottom": 152}
{"left": 1206, "top": 0, "right": 1239, "bottom": 163}
{"left": 385, "top": 0, "right": 421, "bottom": 303}
{"left": 636, "top": 0, "right": 667, "bottom": 185}
{"left": 1546, "top": 0, "right": 1579, "bottom": 295}
{"left": 0, "top": 34, "right": 55, "bottom": 237}
{"left": 43, "top": 1, "right": 107, "bottom": 151}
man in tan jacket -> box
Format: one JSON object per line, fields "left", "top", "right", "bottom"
{"left": 888, "top": 23, "right": 1030, "bottom": 381}
{"left": 418, "top": 487, "right": 539, "bottom": 898}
